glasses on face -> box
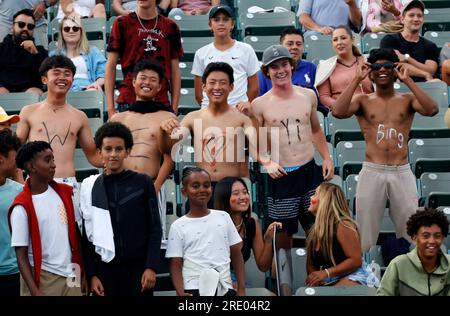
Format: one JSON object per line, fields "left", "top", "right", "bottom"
{"left": 14, "top": 21, "right": 35, "bottom": 30}
{"left": 370, "top": 62, "right": 395, "bottom": 71}
{"left": 63, "top": 26, "right": 81, "bottom": 33}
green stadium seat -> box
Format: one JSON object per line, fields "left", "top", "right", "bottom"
{"left": 74, "top": 148, "right": 100, "bottom": 182}
{"left": 408, "top": 138, "right": 450, "bottom": 173}
{"left": 361, "top": 32, "right": 389, "bottom": 54}
{"left": 394, "top": 81, "right": 448, "bottom": 108}
{"left": 335, "top": 140, "right": 365, "bottom": 179}
{"left": 239, "top": 11, "right": 296, "bottom": 37}
{"left": 0, "top": 92, "right": 40, "bottom": 115}
{"left": 420, "top": 172, "right": 450, "bottom": 201}
{"left": 244, "top": 35, "right": 280, "bottom": 60}
{"left": 414, "top": 158, "right": 450, "bottom": 178}
{"left": 180, "top": 37, "right": 214, "bottom": 62}
{"left": 313, "top": 142, "right": 333, "bottom": 166}
{"left": 178, "top": 88, "right": 200, "bottom": 114}
{"left": 426, "top": 192, "right": 450, "bottom": 208}
{"left": 422, "top": 0, "right": 450, "bottom": 9}
{"left": 170, "top": 14, "right": 212, "bottom": 37}
{"left": 422, "top": 8, "right": 450, "bottom": 33}
{"left": 423, "top": 31, "right": 450, "bottom": 48}
{"left": 48, "top": 39, "right": 106, "bottom": 56}
{"left": 327, "top": 114, "right": 360, "bottom": 145}
{"left": 178, "top": 61, "right": 194, "bottom": 88}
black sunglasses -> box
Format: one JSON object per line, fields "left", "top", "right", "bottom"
{"left": 63, "top": 26, "right": 81, "bottom": 33}
{"left": 14, "top": 21, "right": 35, "bottom": 30}
{"left": 370, "top": 62, "right": 395, "bottom": 71}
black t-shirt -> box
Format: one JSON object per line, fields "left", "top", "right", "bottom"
{"left": 380, "top": 33, "right": 440, "bottom": 82}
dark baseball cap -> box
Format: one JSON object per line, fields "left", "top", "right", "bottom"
{"left": 402, "top": 0, "right": 425, "bottom": 15}
{"left": 209, "top": 5, "right": 233, "bottom": 19}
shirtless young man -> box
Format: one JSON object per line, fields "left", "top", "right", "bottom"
{"left": 110, "top": 60, "right": 175, "bottom": 251}
{"left": 332, "top": 48, "right": 438, "bottom": 252}
{"left": 250, "top": 45, "right": 333, "bottom": 246}
{"left": 16, "top": 55, "right": 101, "bottom": 211}
{"left": 160, "top": 62, "right": 255, "bottom": 206}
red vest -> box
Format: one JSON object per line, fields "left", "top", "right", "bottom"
{"left": 8, "top": 180, "right": 82, "bottom": 288}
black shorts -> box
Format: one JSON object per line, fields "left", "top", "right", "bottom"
{"left": 266, "top": 159, "right": 323, "bottom": 234}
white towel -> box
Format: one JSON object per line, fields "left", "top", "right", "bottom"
{"left": 183, "top": 259, "right": 231, "bottom": 296}
{"left": 80, "top": 174, "right": 115, "bottom": 263}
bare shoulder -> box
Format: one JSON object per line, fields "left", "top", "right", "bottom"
{"left": 156, "top": 110, "right": 177, "bottom": 121}
{"left": 19, "top": 102, "right": 41, "bottom": 116}
{"left": 109, "top": 111, "right": 126, "bottom": 122}
{"left": 295, "top": 85, "right": 316, "bottom": 99}
{"left": 251, "top": 94, "right": 268, "bottom": 112}
{"left": 229, "top": 107, "right": 252, "bottom": 125}
{"left": 337, "top": 220, "right": 358, "bottom": 236}
{"left": 67, "top": 104, "right": 89, "bottom": 120}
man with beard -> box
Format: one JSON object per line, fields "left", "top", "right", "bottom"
{"left": 0, "top": 9, "right": 47, "bottom": 95}
{"left": 332, "top": 48, "right": 438, "bottom": 252}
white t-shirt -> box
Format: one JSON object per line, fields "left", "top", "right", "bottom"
{"left": 10, "top": 186, "right": 74, "bottom": 277}
{"left": 191, "top": 41, "right": 260, "bottom": 107}
{"left": 57, "top": 0, "right": 96, "bottom": 20}
{"left": 166, "top": 209, "right": 242, "bottom": 289}
{"left": 72, "top": 55, "right": 89, "bottom": 79}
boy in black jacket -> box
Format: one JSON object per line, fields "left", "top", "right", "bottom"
{"left": 80, "top": 122, "right": 162, "bottom": 296}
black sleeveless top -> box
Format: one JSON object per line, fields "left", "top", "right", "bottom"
{"left": 241, "top": 217, "right": 256, "bottom": 263}
{"left": 310, "top": 231, "right": 347, "bottom": 269}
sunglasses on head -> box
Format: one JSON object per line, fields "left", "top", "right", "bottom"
{"left": 63, "top": 26, "right": 81, "bottom": 33}
{"left": 14, "top": 21, "right": 35, "bottom": 30}
{"left": 370, "top": 62, "right": 395, "bottom": 71}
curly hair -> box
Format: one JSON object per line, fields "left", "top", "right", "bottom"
{"left": 406, "top": 208, "right": 449, "bottom": 237}
{"left": 94, "top": 121, "right": 133, "bottom": 150}
{"left": 16, "top": 141, "right": 52, "bottom": 172}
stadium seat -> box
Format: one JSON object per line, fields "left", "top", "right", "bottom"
{"left": 48, "top": 39, "right": 106, "bottom": 56}
{"left": 74, "top": 148, "right": 100, "bottom": 182}
{"left": 414, "top": 158, "right": 450, "bottom": 178}
{"left": 178, "top": 88, "right": 200, "bottom": 114}
{"left": 422, "top": 0, "right": 450, "bottom": 9}
{"left": 179, "top": 61, "right": 194, "bottom": 88}
{"left": 170, "top": 14, "right": 212, "bottom": 37}
{"left": 361, "top": 32, "right": 388, "bottom": 54}
{"left": 422, "top": 8, "right": 450, "bottom": 33}
{"left": 239, "top": 11, "right": 296, "bottom": 37}
{"left": 295, "top": 285, "right": 377, "bottom": 296}
{"left": 244, "top": 35, "right": 280, "bottom": 60}
{"left": 180, "top": 37, "right": 214, "bottom": 62}
{"left": 0, "top": 92, "right": 40, "bottom": 115}
{"left": 420, "top": 172, "right": 450, "bottom": 203}
{"left": 327, "top": 115, "right": 361, "bottom": 145}
{"left": 426, "top": 193, "right": 450, "bottom": 208}
{"left": 408, "top": 138, "right": 450, "bottom": 173}
{"left": 335, "top": 140, "right": 365, "bottom": 179}
{"left": 394, "top": 81, "right": 448, "bottom": 108}
{"left": 423, "top": 31, "right": 450, "bottom": 48}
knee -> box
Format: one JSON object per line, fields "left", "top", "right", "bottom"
{"left": 92, "top": 4, "right": 106, "bottom": 17}
{"left": 0, "top": 87, "right": 9, "bottom": 93}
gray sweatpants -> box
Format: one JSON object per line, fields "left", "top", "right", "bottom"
{"left": 356, "top": 162, "right": 418, "bottom": 252}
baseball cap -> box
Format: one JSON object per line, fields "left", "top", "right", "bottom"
{"left": 209, "top": 5, "right": 233, "bottom": 19}
{"left": 0, "top": 106, "right": 20, "bottom": 124}
{"left": 402, "top": 0, "right": 425, "bottom": 15}
{"left": 262, "top": 45, "right": 292, "bottom": 66}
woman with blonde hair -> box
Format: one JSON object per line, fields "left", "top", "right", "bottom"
{"left": 49, "top": 14, "right": 106, "bottom": 92}
{"left": 306, "top": 182, "right": 378, "bottom": 287}
{"left": 315, "top": 25, "right": 373, "bottom": 110}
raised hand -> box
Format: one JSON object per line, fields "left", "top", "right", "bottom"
{"left": 356, "top": 61, "right": 371, "bottom": 82}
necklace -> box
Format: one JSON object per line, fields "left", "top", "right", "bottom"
{"left": 337, "top": 58, "right": 358, "bottom": 68}
{"left": 136, "top": 8, "right": 158, "bottom": 33}
{"left": 234, "top": 218, "right": 244, "bottom": 230}
{"left": 43, "top": 100, "right": 66, "bottom": 113}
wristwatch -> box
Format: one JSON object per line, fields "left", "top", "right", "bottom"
{"left": 404, "top": 53, "right": 410, "bottom": 63}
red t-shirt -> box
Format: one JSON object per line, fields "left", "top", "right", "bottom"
{"left": 108, "top": 12, "right": 184, "bottom": 106}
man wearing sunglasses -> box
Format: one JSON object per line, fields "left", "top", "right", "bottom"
{"left": 0, "top": 9, "right": 47, "bottom": 95}
{"left": 332, "top": 48, "right": 438, "bottom": 253}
